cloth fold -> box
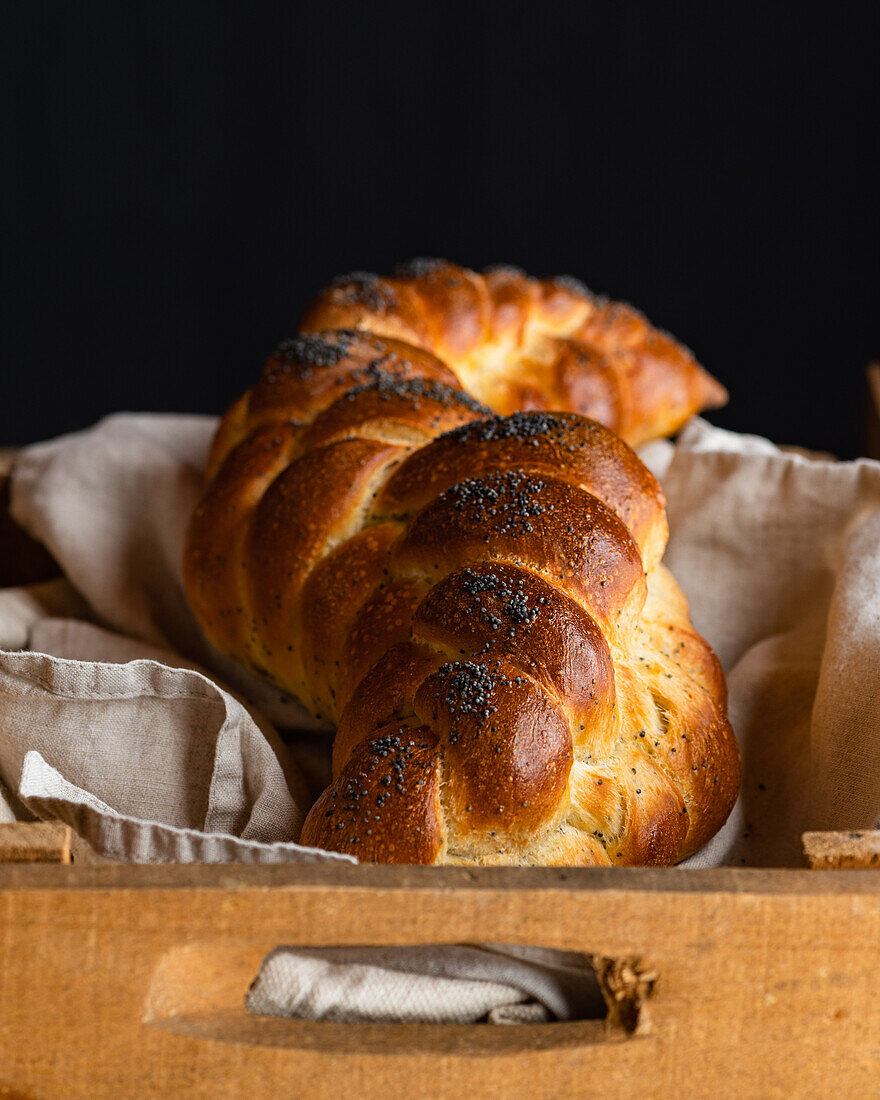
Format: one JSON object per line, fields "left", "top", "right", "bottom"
{"left": 246, "top": 945, "right": 605, "bottom": 1025}
{"left": 9, "top": 414, "right": 326, "bottom": 732}
{"left": 0, "top": 622, "right": 347, "bottom": 865}
{"left": 664, "top": 420, "right": 880, "bottom": 867}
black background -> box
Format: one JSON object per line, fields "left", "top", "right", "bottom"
{"left": 2, "top": 4, "right": 878, "bottom": 455}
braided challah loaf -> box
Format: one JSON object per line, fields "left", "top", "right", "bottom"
{"left": 301, "top": 259, "right": 727, "bottom": 447}
{"left": 185, "top": 329, "right": 740, "bottom": 865}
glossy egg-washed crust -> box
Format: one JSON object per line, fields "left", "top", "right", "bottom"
{"left": 300, "top": 259, "right": 727, "bottom": 447}
{"left": 185, "top": 330, "right": 740, "bottom": 866}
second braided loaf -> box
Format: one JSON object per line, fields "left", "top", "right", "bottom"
{"left": 301, "top": 259, "right": 727, "bottom": 446}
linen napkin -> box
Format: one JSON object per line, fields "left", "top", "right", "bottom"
{"left": 664, "top": 420, "right": 880, "bottom": 867}
{"left": 246, "top": 945, "right": 604, "bottom": 1025}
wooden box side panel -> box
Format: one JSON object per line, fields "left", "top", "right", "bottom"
{"left": 1, "top": 864, "right": 879, "bottom": 1099}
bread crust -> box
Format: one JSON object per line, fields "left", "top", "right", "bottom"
{"left": 185, "top": 330, "right": 740, "bottom": 864}
{"left": 300, "top": 260, "right": 727, "bottom": 446}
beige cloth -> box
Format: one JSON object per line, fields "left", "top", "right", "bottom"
{"left": 0, "top": 416, "right": 340, "bottom": 861}
{"left": 9, "top": 414, "right": 326, "bottom": 733}
{"left": 3, "top": 411, "right": 880, "bottom": 1022}
{"left": 246, "top": 945, "right": 604, "bottom": 1025}
{"left": 662, "top": 421, "right": 880, "bottom": 867}
{"left": 0, "top": 618, "right": 346, "bottom": 864}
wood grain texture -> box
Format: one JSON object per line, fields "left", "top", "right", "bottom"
{"left": 0, "top": 822, "right": 71, "bottom": 863}
{"left": 803, "top": 829, "right": 880, "bottom": 869}
{"left": 1, "top": 861, "right": 880, "bottom": 1098}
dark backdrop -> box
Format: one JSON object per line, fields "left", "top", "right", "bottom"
{"left": 2, "top": 3, "right": 878, "bottom": 455}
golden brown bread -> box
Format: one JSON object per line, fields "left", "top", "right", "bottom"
{"left": 184, "top": 329, "right": 740, "bottom": 865}
{"left": 300, "top": 259, "right": 727, "bottom": 447}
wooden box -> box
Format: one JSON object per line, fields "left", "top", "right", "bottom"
{"left": 2, "top": 438, "right": 879, "bottom": 1099}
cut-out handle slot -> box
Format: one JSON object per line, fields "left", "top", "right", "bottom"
{"left": 144, "top": 941, "right": 656, "bottom": 1053}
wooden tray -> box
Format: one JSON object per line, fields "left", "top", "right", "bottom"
{"left": 1, "top": 843, "right": 879, "bottom": 1098}
{"left": 2, "top": 435, "right": 880, "bottom": 1098}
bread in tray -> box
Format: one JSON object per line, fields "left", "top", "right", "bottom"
{"left": 185, "top": 329, "right": 740, "bottom": 865}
